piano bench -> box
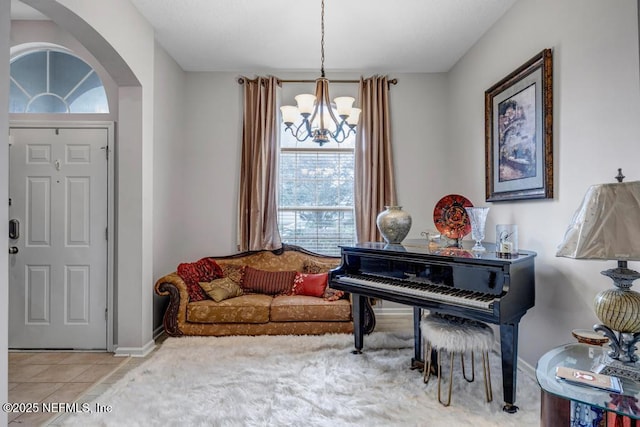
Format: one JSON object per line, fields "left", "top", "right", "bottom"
{"left": 420, "top": 313, "right": 494, "bottom": 407}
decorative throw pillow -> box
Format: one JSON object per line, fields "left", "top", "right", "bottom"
{"left": 323, "top": 287, "right": 345, "bottom": 301}
{"left": 291, "top": 272, "right": 328, "bottom": 298}
{"left": 302, "top": 259, "right": 339, "bottom": 274}
{"left": 199, "top": 277, "right": 243, "bottom": 302}
{"left": 177, "top": 258, "right": 224, "bottom": 301}
{"left": 242, "top": 267, "right": 296, "bottom": 295}
{"left": 219, "top": 263, "right": 246, "bottom": 285}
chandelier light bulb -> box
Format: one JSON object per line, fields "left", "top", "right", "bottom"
{"left": 280, "top": 105, "right": 300, "bottom": 125}
{"left": 346, "top": 108, "right": 361, "bottom": 126}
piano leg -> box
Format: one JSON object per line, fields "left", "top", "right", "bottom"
{"left": 500, "top": 322, "right": 520, "bottom": 413}
{"left": 411, "top": 307, "right": 424, "bottom": 370}
{"left": 352, "top": 294, "right": 365, "bottom": 354}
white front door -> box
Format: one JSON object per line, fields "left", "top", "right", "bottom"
{"left": 8, "top": 126, "right": 109, "bottom": 349}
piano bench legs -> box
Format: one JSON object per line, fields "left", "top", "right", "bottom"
{"left": 421, "top": 313, "right": 494, "bottom": 407}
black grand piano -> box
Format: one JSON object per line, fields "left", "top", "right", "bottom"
{"left": 329, "top": 240, "right": 536, "bottom": 413}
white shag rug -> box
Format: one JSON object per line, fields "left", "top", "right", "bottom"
{"left": 64, "top": 333, "right": 540, "bottom": 427}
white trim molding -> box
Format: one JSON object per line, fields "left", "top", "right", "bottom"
{"left": 114, "top": 340, "right": 155, "bottom": 358}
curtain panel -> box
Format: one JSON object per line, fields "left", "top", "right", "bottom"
{"left": 354, "top": 75, "right": 397, "bottom": 243}
{"left": 237, "top": 76, "right": 282, "bottom": 252}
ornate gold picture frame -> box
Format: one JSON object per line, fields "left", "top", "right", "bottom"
{"left": 485, "top": 49, "right": 553, "bottom": 202}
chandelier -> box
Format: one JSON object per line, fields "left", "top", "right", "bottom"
{"left": 279, "top": 0, "right": 361, "bottom": 146}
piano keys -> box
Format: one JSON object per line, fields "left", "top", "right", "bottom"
{"left": 329, "top": 240, "right": 536, "bottom": 413}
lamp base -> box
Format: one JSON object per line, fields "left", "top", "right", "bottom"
{"left": 593, "top": 324, "right": 640, "bottom": 363}
{"left": 592, "top": 263, "right": 640, "bottom": 362}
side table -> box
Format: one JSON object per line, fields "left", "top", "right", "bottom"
{"left": 536, "top": 343, "right": 640, "bottom": 427}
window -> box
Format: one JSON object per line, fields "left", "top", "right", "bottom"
{"left": 10, "top": 49, "right": 109, "bottom": 114}
{"left": 278, "top": 124, "right": 356, "bottom": 256}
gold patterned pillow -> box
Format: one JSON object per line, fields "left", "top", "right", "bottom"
{"left": 302, "top": 259, "right": 339, "bottom": 274}
{"left": 219, "top": 263, "right": 246, "bottom": 285}
{"left": 199, "top": 277, "right": 244, "bottom": 302}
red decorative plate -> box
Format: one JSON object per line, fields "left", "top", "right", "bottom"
{"left": 433, "top": 194, "right": 473, "bottom": 239}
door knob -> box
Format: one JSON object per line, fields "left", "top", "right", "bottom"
{"left": 8, "top": 246, "right": 18, "bottom": 254}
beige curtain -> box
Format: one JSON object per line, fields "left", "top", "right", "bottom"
{"left": 354, "top": 75, "right": 397, "bottom": 243}
{"left": 237, "top": 76, "right": 282, "bottom": 252}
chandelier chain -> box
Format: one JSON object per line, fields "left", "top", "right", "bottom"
{"left": 320, "top": 0, "right": 325, "bottom": 77}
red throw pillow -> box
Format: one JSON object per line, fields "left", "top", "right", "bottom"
{"left": 177, "top": 258, "right": 224, "bottom": 302}
{"left": 291, "top": 272, "right": 328, "bottom": 298}
{"left": 242, "top": 267, "right": 297, "bottom": 295}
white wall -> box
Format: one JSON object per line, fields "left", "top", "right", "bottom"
{"left": 152, "top": 42, "right": 186, "bottom": 332}
{"left": 1, "top": 3, "right": 10, "bottom": 426}
{"left": 55, "top": 0, "right": 156, "bottom": 355}
{"left": 176, "top": 71, "right": 449, "bottom": 262}
{"left": 447, "top": 0, "right": 640, "bottom": 365}
{"left": 176, "top": 1, "right": 640, "bottom": 369}
{"left": 6, "top": 0, "right": 638, "bottom": 371}
{"left": 20, "top": 0, "right": 156, "bottom": 355}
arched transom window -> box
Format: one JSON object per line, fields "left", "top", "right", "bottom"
{"left": 10, "top": 49, "right": 109, "bottom": 113}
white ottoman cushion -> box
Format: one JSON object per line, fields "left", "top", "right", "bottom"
{"left": 421, "top": 314, "right": 494, "bottom": 353}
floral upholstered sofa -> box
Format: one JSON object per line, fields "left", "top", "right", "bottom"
{"left": 154, "top": 245, "right": 355, "bottom": 336}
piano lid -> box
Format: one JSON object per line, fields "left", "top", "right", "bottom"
{"left": 340, "top": 239, "right": 536, "bottom": 264}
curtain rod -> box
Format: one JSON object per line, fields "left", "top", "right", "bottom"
{"left": 237, "top": 77, "right": 398, "bottom": 86}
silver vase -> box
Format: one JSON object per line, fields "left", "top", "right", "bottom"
{"left": 376, "top": 206, "right": 412, "bottom": 244}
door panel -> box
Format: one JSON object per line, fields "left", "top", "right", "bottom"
{"left": 9, "top": 127, "right": 108, "bottom": 349}
{"left": 26, "top": 265, "right": 50, "bottom": 324}
{"left": 27, "top": 177, "right": 51, "bottom": 246}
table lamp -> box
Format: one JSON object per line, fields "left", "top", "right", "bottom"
{"left": 556, "top": 169, "right": 640, "bottom": 371}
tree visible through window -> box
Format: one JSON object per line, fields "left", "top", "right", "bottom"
{"left": 278, "top": 123, "right": 355, "bottom": 257}
{"left": 9, "top": 49, "right": 109, "bottom": 114}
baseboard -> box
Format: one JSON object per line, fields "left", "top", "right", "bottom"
{"left": 517, "top": 356, "right": 536, "bottom": 380}
{"left": 114, "top": 339, "right": 156, "bottom": 358}
{"left": 373, "top": 307, "right": 413, "bottom": 316}
{"left": 153, "top": 325, "right": 165, "bottom": 340}
{"left": 371, "top": 306, "right": 537, "bottom": 380}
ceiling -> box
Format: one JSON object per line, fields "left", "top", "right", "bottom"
{"left": 11, "top": 0, "right": 518, "bottom": 73}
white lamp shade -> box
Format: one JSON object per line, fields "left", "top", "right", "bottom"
{"left": 295, "top": 94, "right": 316, "bottom": 115}
{"left": 346, "top": 108, "right": 361, "bottom": 125}
{"left": 556, "top": 181, "right": 640, "bottom": 260}
{"left": 334, "top": 96, "right": 355, "bottom": 116}
{"left": 280, "top": 105, "right": 299, "bottom": 124}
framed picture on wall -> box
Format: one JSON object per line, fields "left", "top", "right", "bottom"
{"left": 485, "top": 48, "right": 553, "bottom": 202}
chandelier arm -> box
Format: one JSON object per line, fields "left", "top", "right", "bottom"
{"left": 331, "top": 127, "right": 347, "bottom": 144}
{"left": 292, "top": 118, "right": 313, "bottom": 142}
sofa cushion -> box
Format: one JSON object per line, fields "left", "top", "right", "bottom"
{"left": 199, "top": 277, "right": 243, "bottom": 302}
{"left": 270, "top": 295, "right": 352, "bottom": 322}
{"left": 177, "top": 258, "right": 224, "bottom": 302}
{"left": 186, "top": 294, "right": 272, "bottom": 324}
{"left": 242, "top": 267, "right": 296, "bottom": 295}
{"left": 291, "top": 273, "right": 328, "bottom": 298}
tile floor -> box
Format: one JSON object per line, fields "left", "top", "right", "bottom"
{"left": 7, "top": 334, "right": 166, "bottom": 427}
{"left": 7, "top": 313, "right": 411, "bottom": 426}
